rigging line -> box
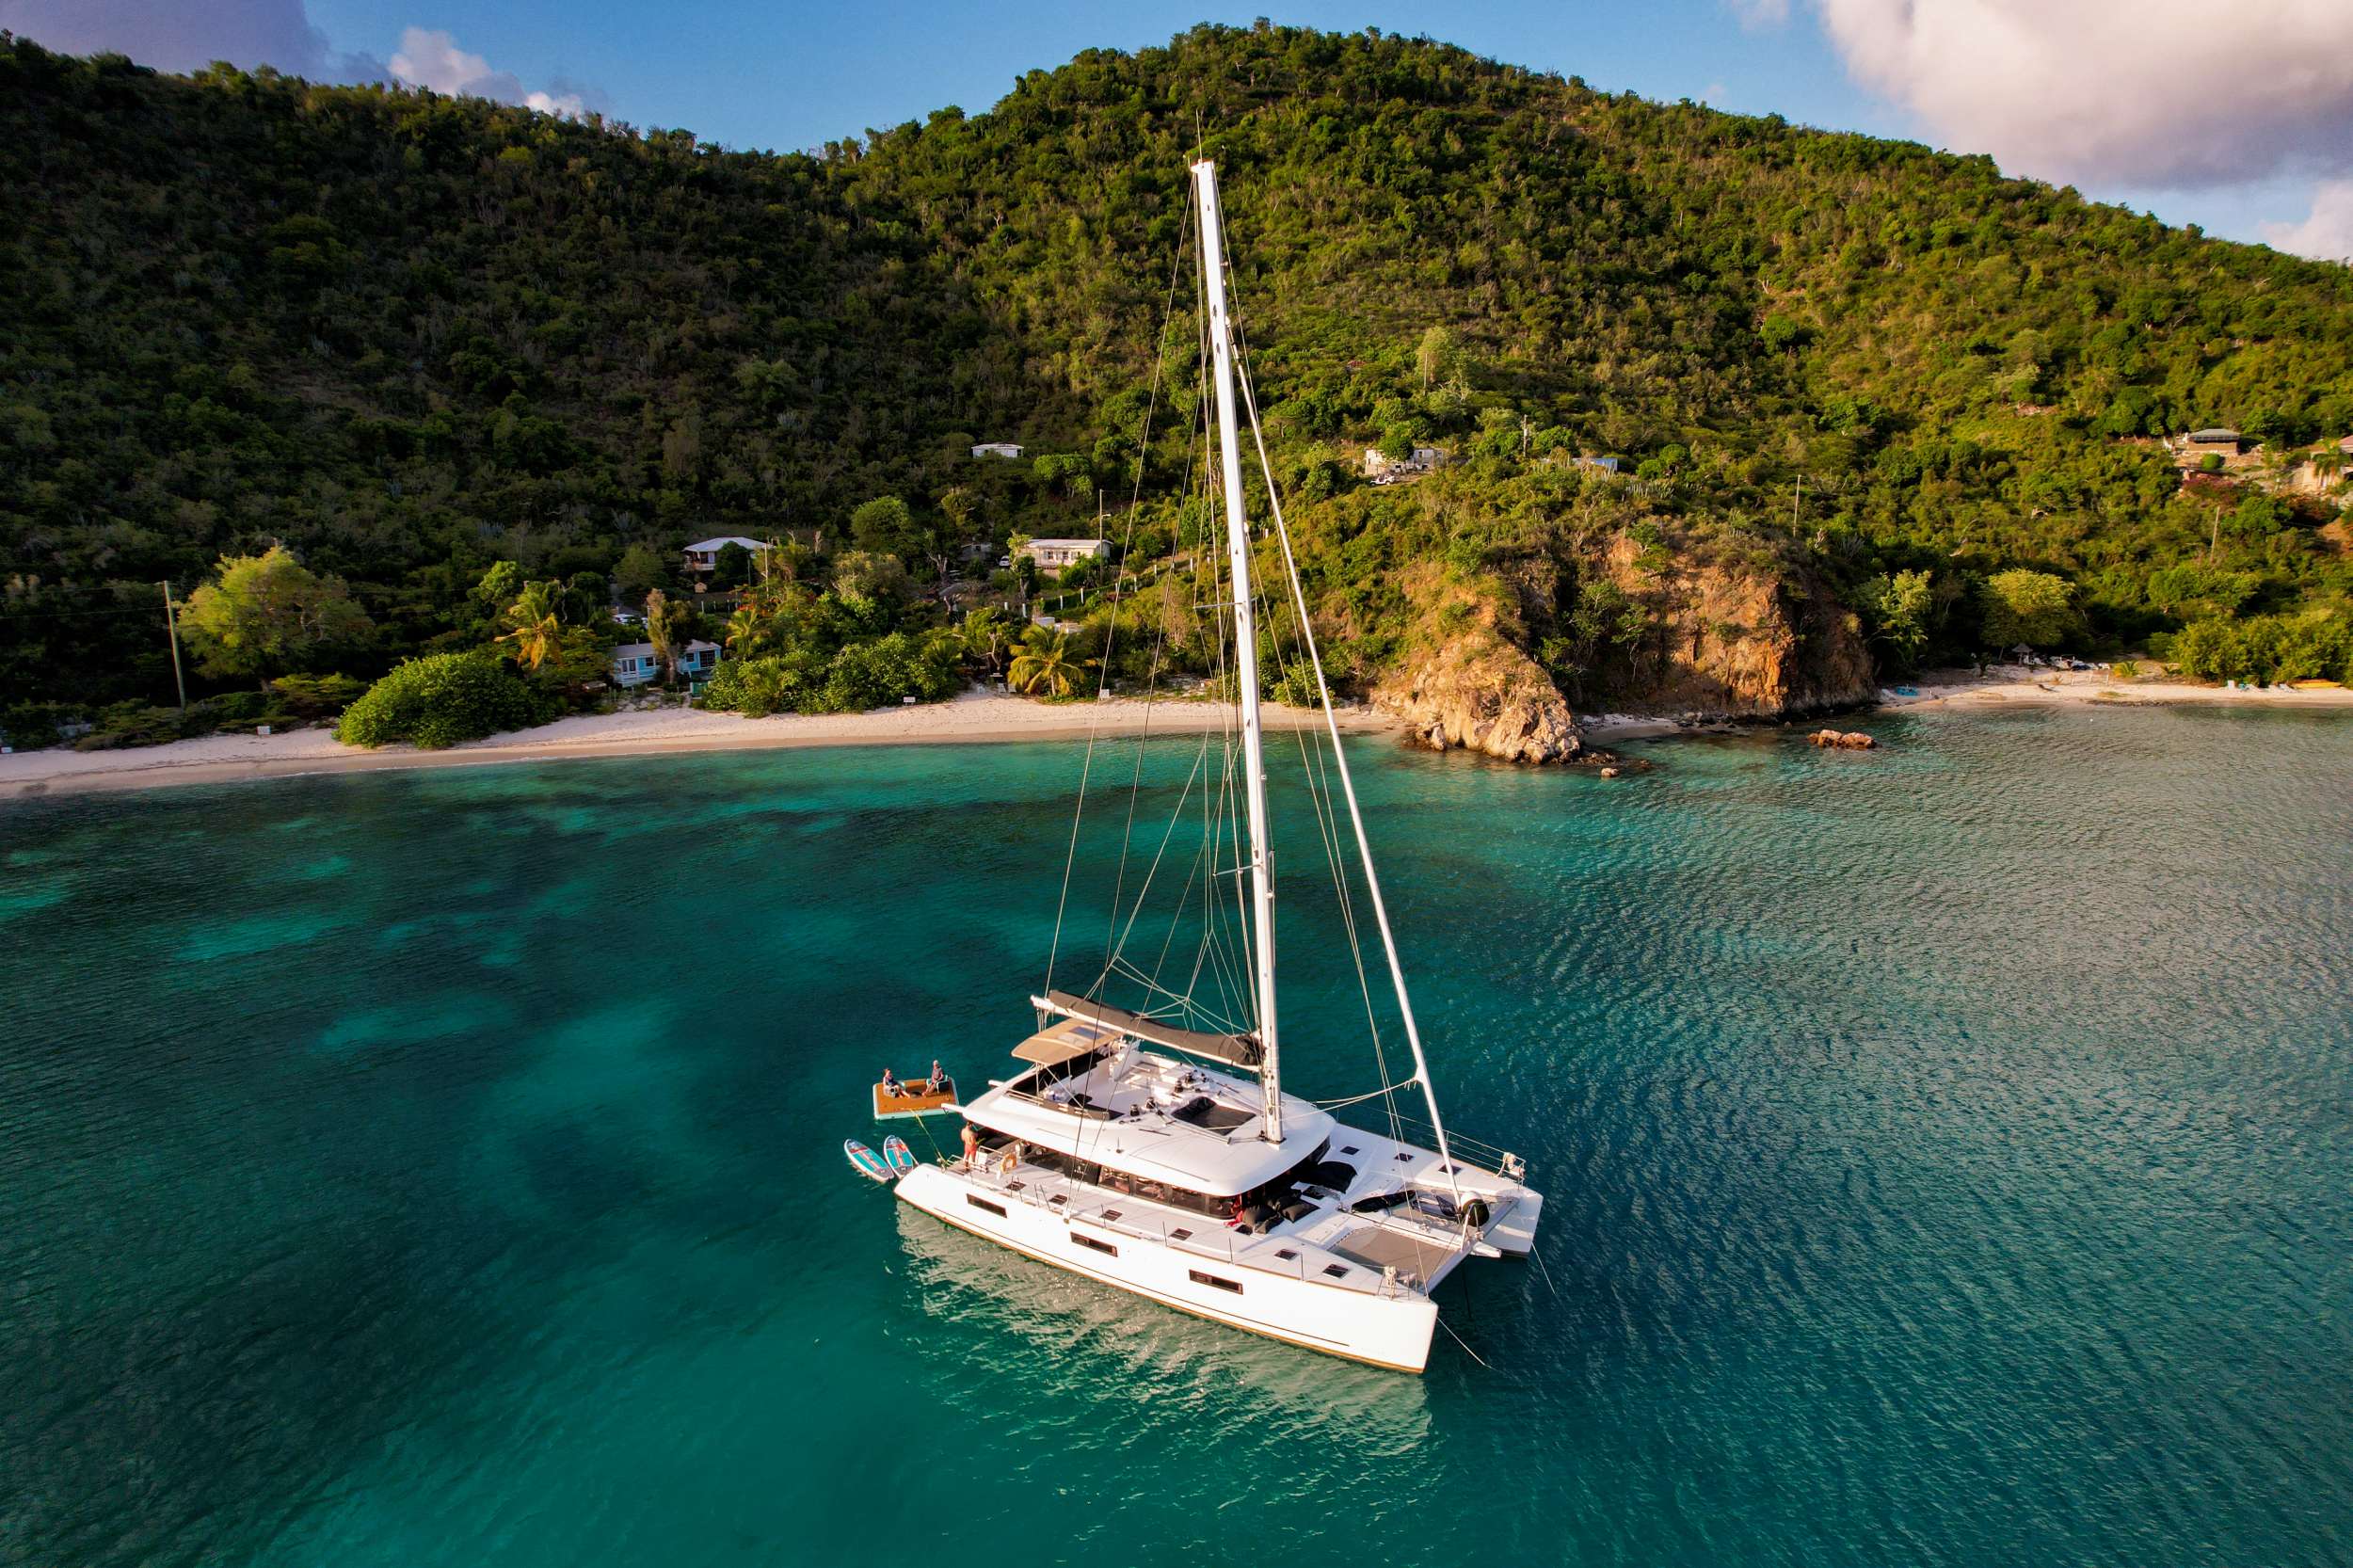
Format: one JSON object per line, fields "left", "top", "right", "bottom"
{"left": 1437, "top": 1312, "right": 1494, "bottom": 1371}
{"left": 1289, "top": 705, "right": 1405, "bottom": 1144}
{"left": 1197, "top": 732, "right": 1249, "bottom": 1031}
{"left": 1202, "top": 225, "right": 1394, "bottom": 1125}
{"left": 1532, "top": 1238, "right": 1562, "bottom": 1299}
{"left": 1135, "top": 378, "right": 1219, "bottom": 1006}
{"left": 1208, "top": 532, "right": 1253, "bottom": 1032}
{"left": 1096, "top": 302, "right": 1209, "bottom": 982}
{"left": 1094, "top": 196, "right": 1203, "bottom": 975}
{"left": 1222, "top": 252, "right": 1461, "bottom": 1197}
{"left": 1106, "top": 955, "right": 1240, "bottom": 1031}
{"left": 1196, "top": 738, "right": 1241, "bottom": 1010}
{"left": 1118, "top": 384, "right": 1217, "bottom": 972}
{"left": 1176, "top": 358, "right": 1243, "bottom": 1032}
{"left": 1250, "top": 520, "right": 1393, "bottom": 1111}
{"left": 911, "top": 1109, "right": 946, "bottom": 1164}
{"left": 1098, "top": 725, "right": 1212, "bottom": 980}
{"left": 1042, "top": 187, "right": 1197, "bottom": 1002}
{"left": 1140, "top": 733, "right": 1215, "bottom": 996}
{"left": 1312, "top": 1080, "right": 1422, "bottom": 1111}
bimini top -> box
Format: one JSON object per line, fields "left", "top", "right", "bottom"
{"left": 1034, "top": 990, "right": 1262, "bottom": 1069}
{"left": 1012, "top": 1015, "right": 1121, "bottom": 1066}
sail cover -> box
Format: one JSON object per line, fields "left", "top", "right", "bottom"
{"left": 1034, "top": 990, "right": 1263, "bottom": 1069}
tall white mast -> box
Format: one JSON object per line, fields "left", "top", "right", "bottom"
{"left": 1192, "top": 159, "right": 1284, "bottom": 1144}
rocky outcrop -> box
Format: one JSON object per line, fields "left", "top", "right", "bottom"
{"left": 1602, "top": 537, "right": 1876, "bottom": 717}
{"left": 1373, "top": 632, "right": 1581, "bottom": 762}
{"left": 1809, "top": 728, "right": 1877, "bottom": 749}
{"left": 1346, "top": 529, "right": 1875, "bottom": 765}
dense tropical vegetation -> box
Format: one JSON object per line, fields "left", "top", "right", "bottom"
{"left": 7, "top": 22, "right": 2353, "bottom": 748}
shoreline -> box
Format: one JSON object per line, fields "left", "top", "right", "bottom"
{"left": 0, "top": 691, "right": 1396, "bottom": 801}
{"left": 1581, "top": 665, "right": 2353, "bottom": 744}
{"left": 8, "top": 668, "right": 2348, "bottom": 802}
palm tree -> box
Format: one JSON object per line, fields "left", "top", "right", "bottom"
{"left": 724, "top": 603, "right": 768, "bottom": 656}
{"left": 958, "top": 606, "right": 1012, "bottom": 680}
{"left": 496, "top": 580, "right": 563, "bottom": 669}
{"left": 1008, "top": 627, "right": 1097, "bottom": 698}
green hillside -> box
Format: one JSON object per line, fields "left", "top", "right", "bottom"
{"left": 6, "top": 23, "right": 2352, "bottom": 723}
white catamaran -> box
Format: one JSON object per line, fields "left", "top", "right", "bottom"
{"left": 894, "top": 160, "right": 1543, "bottom": 1373}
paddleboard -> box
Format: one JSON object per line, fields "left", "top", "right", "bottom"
{"left": 844, "top": 1139, "right": 890, "bottom": 1183}
{"left": 881, "top": 1135, "right": 916, "bottom": 1178}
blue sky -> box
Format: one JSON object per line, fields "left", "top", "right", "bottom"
{"left": 8, "top": 0, "right": 2352, "bottom": 258}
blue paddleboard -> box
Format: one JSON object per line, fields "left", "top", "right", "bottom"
{"left": 881, "top": 1135, "right": 916, "bottom": 1178}
{"left": 844, "top": 1139, "right": 890, "bottom": 1183}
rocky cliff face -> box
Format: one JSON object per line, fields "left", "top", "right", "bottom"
{"left": 1353, "top": 534, "right": 1876, "bottom": 766}
{"left": 1369, "top": 565, "right": 1582, "bottom": 762}
{"left": 1372, "top": 632, "right": 1582, "bottom": 762}
{"left": 1602, "top": 537, "right": 1878, "bottom": 716}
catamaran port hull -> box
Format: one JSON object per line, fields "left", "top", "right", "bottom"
{"left": 895, "top": 1164, "right": 1443, "bottom": 1373}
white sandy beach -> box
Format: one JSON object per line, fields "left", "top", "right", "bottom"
{"left": 1878, "top": 664, "right": 2353, "bottom": 718}
{"left": 0, "top": 690, "right": 1395, "bottom": 799}
{"left": 1576, "top": 665, "right": 2353, "bottom": 744}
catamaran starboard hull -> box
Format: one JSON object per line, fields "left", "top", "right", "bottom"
{"left": 895, "top": 1164, "right": 1440, "bottom": 1373}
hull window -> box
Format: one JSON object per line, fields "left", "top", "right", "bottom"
{"left": 1188, "top": 1269, "right": 1243, "bottom": 1295}
{"left": 1070, "top": 1232, "right": 1117, "bottom": 1256}
{"left": 967, "top": 1195, "right": 1008, "bottom": 1218}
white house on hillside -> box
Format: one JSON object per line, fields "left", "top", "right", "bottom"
{"left": 612, "top": 639, "right": 721, "bottom": 687}
{"left": 682, "top": 536, "right": 772, "bottom": 574}
{"left": 971, "top": 441, "right": 1026, "bottom": 460}
{"left": 1018, "top": 537, "right": 1112, "bottom": 570}
{"left": 1364, "top": 445, "right": 1448, "bottom": 483}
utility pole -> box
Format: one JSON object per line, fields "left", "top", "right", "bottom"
{"left": 160, "top": 580, "right": 187, "bottom": 710}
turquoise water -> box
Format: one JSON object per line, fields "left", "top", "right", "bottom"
{"left": 4, "top": 705, "right": 2351, "bottom": 1567}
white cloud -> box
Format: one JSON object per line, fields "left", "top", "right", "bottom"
{"left": 0, "top": 0, "right": 383, "bottom": 78}
{"left": 388, "top": 27, "right": 590, "bottom": 117}
{"left": 2262, "top": 180, "right": 2353, "bottom": 264}
{"left": 1804, "top": 0, "right": 2353, "bottom": 190}
{"left": 1725, "top": 0, "right": 1790, "bottom": 29}
{"left": 0, "top": 6, "right": 601, "bottom": 120}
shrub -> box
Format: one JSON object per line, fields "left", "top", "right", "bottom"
{"left": 1, "top": 701, "right": 90, "bottom": 751}
{"left": 2169, "top": 615, "right": 2353, "bottom": 685}
{"left": 702, "top": 648, "right": 826, "bottom": 716}
{"left": 337, "top": 652, "right": 547, "bottom": 748}
{"left": 819, "top": 632, "right": 961, "bottom": 712}
{"left": 75, "top": 703, "right": 199, "bottom": 749}
{"left": 269, "top": 664, "right": 367, "bottom": 715}
{"left": 1269, "top": 660, "right": 1322, "bottom": 706}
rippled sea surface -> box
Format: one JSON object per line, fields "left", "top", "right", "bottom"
{"left": 5, "top": 703, "right": 2351, "bottom": 1567}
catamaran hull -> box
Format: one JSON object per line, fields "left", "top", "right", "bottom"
{"left": 895, "top": 1165, "right": 1440, "bottom": 1373}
